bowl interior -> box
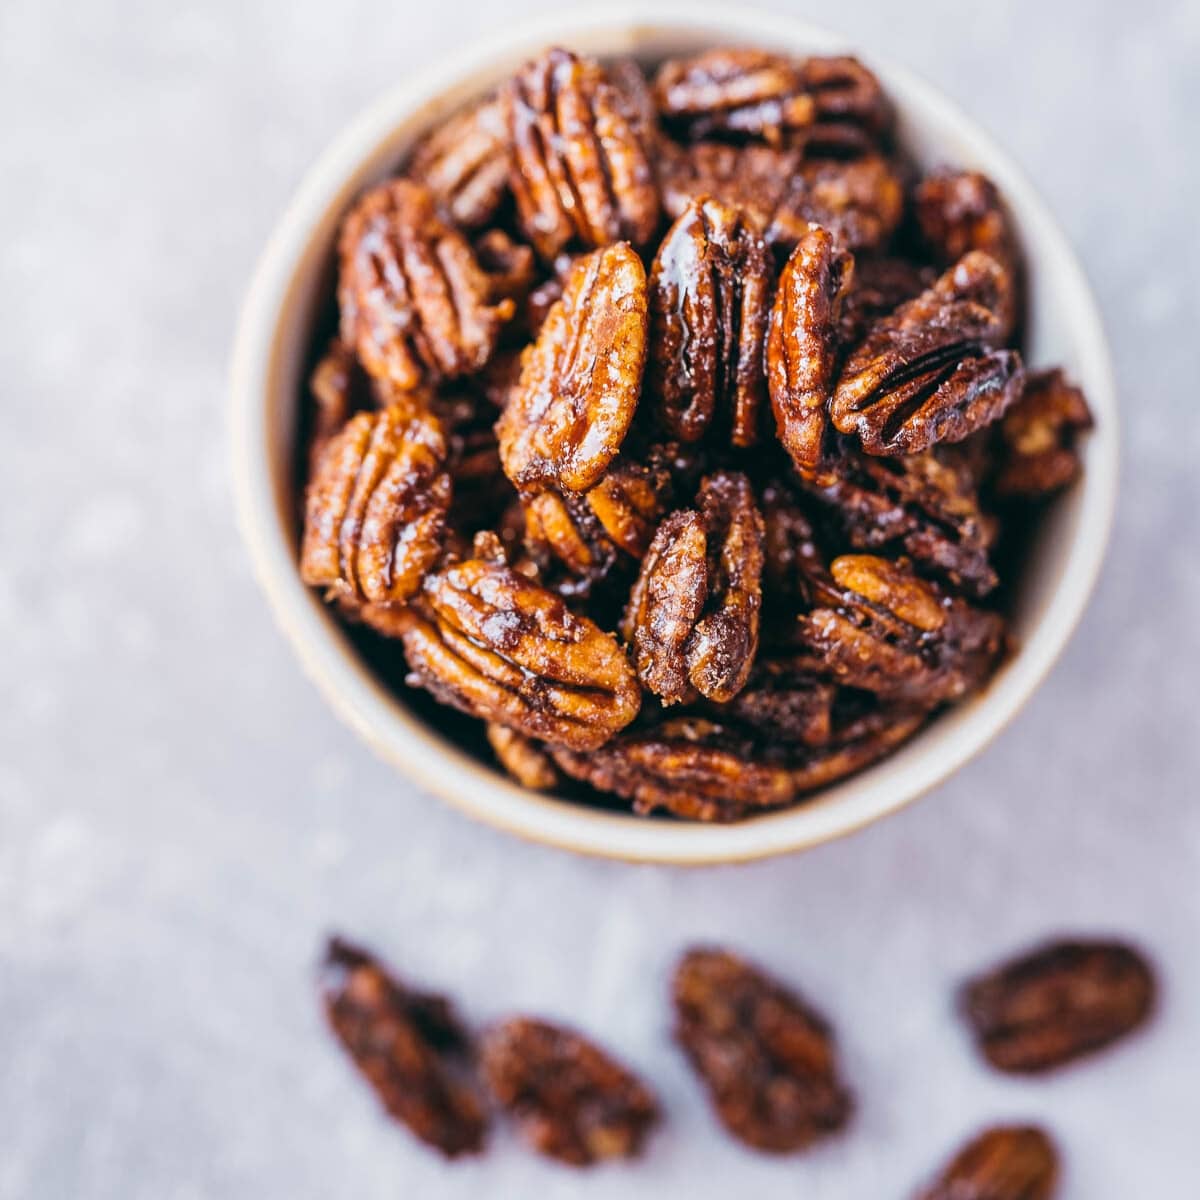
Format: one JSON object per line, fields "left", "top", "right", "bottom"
{"left": 233, "top": 7, "right": 1116, "bottom": 863}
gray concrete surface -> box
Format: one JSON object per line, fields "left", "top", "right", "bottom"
{"left": 2, "top": 0, "right": 1198, "bottom": 1195}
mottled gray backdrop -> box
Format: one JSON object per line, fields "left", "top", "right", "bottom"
{"left": 2, "top": 0, "right": 1198, "bottom": 1196}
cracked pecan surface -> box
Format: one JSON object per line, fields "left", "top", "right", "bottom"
{"left": 918, "top": 1126, "right": 1059, "bottom": 1200}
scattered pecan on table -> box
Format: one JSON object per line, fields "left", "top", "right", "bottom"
{"left": 917, "top": 1125, "right": 1059, "bottom": 1200}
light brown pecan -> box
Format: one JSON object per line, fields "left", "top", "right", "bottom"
{"left": 497, "top": 243, "right": 647, "bottom": 494}
{"left": 960, "top": 939, "right": 1157, "bottom": 1074}
{"left": 480, "top": 1018, "right": 658, "bottom": 1166}
{"left": 767, "top": 226, "right": 855, "bottom": 480}
{"left": 395, "top": 558, "right": 640, "bottom": 749}
{"left": 917, "top": 1126, "right": 1059, "bottom": 1200}
{"left": 832, "top": 251, "right": 1024, "bottom": 456}
{"left": 300, "top": 403, "right": 451, "bottom": 605}
{"left": 624, "top": 471, "right": 765, "bottom": 705}
{"left": 406, "top": 94, "right": 512, "bottom": 230}
{"left": 504, "top": 47, "right": 659, "bottom": 262}
{"left": 994, "top": 369, "right": 1093, "bottom": 498}
{"left": 319, "top": 937, "right": 487, "bottom": 1158}
{"left": 673, "top": 948, "right": 852, "bottom": 1152}
{"left": 486, "top": 723, "right": 558, "bottom": 790}
{"left": 648, "top": 197, "right": 772, "bottom": 447}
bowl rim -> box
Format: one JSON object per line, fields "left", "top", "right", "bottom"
{"left": 229, "top": 2, "right": 1118, "bottom": 865}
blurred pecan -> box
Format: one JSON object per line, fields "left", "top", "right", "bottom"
{"left": 960, "top": 939, "right": 1156, "bottom": 1074}
{"left": 832, "top": 252, "right": 1024, "bottom": 456}
{"left": 319, "top": 937, "right": 486, "bottom": 1158}
{"left": 648, "top": 197, "right": 772, "bottom": 447}
{"left": 338, "top": 180, "right": 513, "bottom": 389}
{"left": 395, "top": 557, "right": 640, "bottom": 749}
{"left": 838, "top": 256, "right": 937, "bottom": 348}
{"left": 305, "top": 339, "right": 368, "bottom": 479}
{"left": 994, "top": 369, "right": 1093, "bottom": 498}
{"left": 504, "top": 47, "right": 659, "bottom": 261}
{"left": 497, "top": 243, "right": 647, "bottom": 494}
{"left": 480, "top": 1018, "right": 658, "bottom": 1166}
{"left": 473, "top": 228, "right": 537, "bottom": 308}
{"left": 486, "top": 723, "right": 558, "bottom": 790}
{"left": 607, "top": 57, "right": 660, "bottom": 147}
{"left": 673, "top": 947, "right": 852, "bottom": 1151}
{"left": 407, "top": 94, "right": 512, "bottom": 229}
{"left": 918, "top": 1126, "right": 1059, "bottom": 1200}
{"left": 624, "top": 471, "right": 765, "bottom": 705}
{"left": 767, "top": 226, "right": 854, "bottom": 480}
{"left": 300, "top": 404, "right": 451, "bottom": 605}
{"left": 794, "top": 55, "right": 892, "bottom": 156}
{"left": 760, "top": 480, "right": 825, "bottom": 605}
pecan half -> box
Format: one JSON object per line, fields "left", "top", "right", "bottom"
{"left": 396, "top": 558, "right": 640, "bottom": 749}
{"left": 497, "top": 243, "right": 647, "bottom": 494}
{"left": 831, "top": 251, "right": 1024, "bottom": 455}
{"left": 767, "top": 226, "right": 855, "bottom": 479}
{"left": 673, "top": 947, "right": 852, "bottom": 1151}
{"left": 486, "top": 723, "right": 558, "bottom": 790}
{"left": 794, "top": 55, "right": 892, "bottom": 156}
{"left": 480, "top": 1018, "right": 659, "bottom": 1166}
{"left": 648, "top": 197, "right": 772, "bottom": 447}
{"left": 994, "top": 369, "right": 1093, "bottom": 498}
{"left": 300, "top": 404, "right": 451, "bottom": 605}
{"left": 960, "top": 939, "right": 1156, "bottom": 1073}
{"left": 624, "top": 471, "right": 765, "bottom": 705}
{"left": 504, "top": 47, "right": 659, "bottom": 261}
{"left": 337, "top": 180, "right": 513, "bottom": 389}
{"left": 305, "top": 339, "right": 369, "bottom": 480}
{"left": 473, "top": 228, "right": 537, "bottom": 309}
{"left": 318, "top": 937, "right": 487, "bottom": 1158}
{"left": 918, "top": 1126, "right": 1059, "bottom": 1200}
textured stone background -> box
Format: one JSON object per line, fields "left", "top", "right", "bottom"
{"left": 2, "top": 1, "right": 1197, "bottom": 1196}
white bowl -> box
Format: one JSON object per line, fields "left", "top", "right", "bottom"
{"left": 230, "top": 4, "right": 1117, "bottom": 864}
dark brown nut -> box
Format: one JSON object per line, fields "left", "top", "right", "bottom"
{"left": 338, "top": 180, "right": 514, "bottom": 390}
{"left": 395, "top": 557, "right": 641, "bottom": 749}
{"left": 837, "top": 256, "right": 937, "bottom": 348}
{"left": 760, "top": 480, "right": 825, "bottom": 605}
{"left": 624, "top": 471, "right": 765, "bottom": 705}
{"left": 406, "top": 94, "right": 512, "bottom": 229}
{"left": 794, "top": 55, "right": 892, "bottom": 155}
{"left": 917, "top": 1126, "right": 1059, "bottom": 1200}
{"left": 497, "top": 243, "right": 647, "bottom": 494}
{"left": 318, "top": 937, "right": 487, "bottom": 1158}
{"left": 586, "top": 449, "right": 675, "bottom": 559}
{"left": 306, "top": 339, "right": 367, "bottom": 479}
{"left": 472, "top": 228, "right": 537, "bottom": 308}
{"left": 767, "top": 227, "right": 855, "bottom": 480}
{"left": 831, "top": 251, "right": 1025, "bottom": 456}
{"left": 300, "top": 404, "right": 451, "bottom": 605}
{"left": 960, "top": 939, "right": 1156, "bottom": 1074}
{"left": 485, "top": 723, "right": 558, "bottom": 790}
{"left": 607, "top": 57, "right": 660, "bottom": 147}
{"left": 480, "top": 1018, "right": 658, "bottom": 1166}
{"left": 719, "top": 663, "right": 835, "bottom": 748}
{"left": 672, "top": 948, "right": 852, "bottom": 1152}
{"left": 648, "top": 197, "right": 772, "bottom": 447}
{"left": 797, "top": 554, "right": 1005, "bottom": 706}
{"left": 504, "top": 47, "right": 659, "bottom": 262}
{"left": 994, "top": 369, "right": 1093, "bottom": 498}
{"left": 523, "top": 489, "right": 618, "bottom": 583}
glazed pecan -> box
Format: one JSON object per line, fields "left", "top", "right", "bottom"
{"left": 480, "top": 1018, "right": 659, "bottom": 1166}
{"left": 473, "top": 229, "right": 537, "bottom": 309}
{"left": 648, "top": 197, "right": 772, "bottom": 447}
{"left": 760, "top": 480, "right": 825, "bottom": 606}
{"left": 794, "top": 55, "right": 892, "bottom": 156}
{"left": 407, "top": 94, "right": 512, "bottom": 229}
{"left": 720, "top": 664, "right": 835, "bottom": 747}
{"left": 504, "top": 47, "right": 659, "bottom": 261}
{"left": 831, "top": 252, "right": 1024, "bottom": 456}
{"left": 994, "top": 369, "right": 1093, "bottom": 498}
{"left": 319, "top": 937, "right": 486, "bottom": 1158}
{"left": 486, "top": 723, "right": 558, "bottom": 790}
{"left": 338, "top": 180, "right": 513, "bottom": 389}
{"left": 767, "top": 226, "right": 854, "bottom": 480}
{"left": 306, "top": 339, "right": 369, "bottom": 478}
{"left": 960, "top": 939, "right": 1156, "bottom": 1073}
{"left": 497, "top": 243, "right": 647, "bottom": 494}
{"left": 396, "top": 558, "right": 640, "bottom": 749}
{"left": 301, "top": 404, "right": 451, "bottom": 605}
{"left": 624, "top": 471, "right": 765, "bottom": 705}
{"left": 918, "top": 1126, "right": 1059, "bottom": 1200}
{"left": 673, "top": 948, "right": 852, "bottom": 1151}
{"left": 837, "top": 256, "right": 937, "bottom": 348}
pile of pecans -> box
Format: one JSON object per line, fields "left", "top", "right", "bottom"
{"left": 319, "top": 933, "right": 1156, "bottom": 1193}
{"left": 297, "top": 46, "right": 1094, "bottom": 821}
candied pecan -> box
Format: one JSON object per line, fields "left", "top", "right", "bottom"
{"left": 960, "top": 939, "right": 1156, "bottom": 1074}
{"left": 523, "top": 489, "right": 618, "bottom": 583}
{"left": 395, "top": 557, "right": 640, "bottom": 749}
{"left": 406, "top": 94, "right": 512, "bottom": 229}
{"left": 318, "top": 936, "right": 487, "bottom": 1158}
{"left": 832, "top": 252, "right": 1024, "bottom": 456}
{"left": 607, "top": 57, "right": 660, "bottom": 147}
{"left": 624, "top": 471, "right": 765, "bottom": 705}
{"left": 306, "top": 339, "right": 368, "bottom": 478}
{"left": 648, "top": 197, "right": 771, "bottom": 447}
{"left": 673, "top": 948, "right": 852, "bottom": 1151}
{"left": 486, "top": 723, "right": 558, "bottom": 790}
{"left": 473, "top": 228, "right": 537, "bottom": 308}
{"left": 794, "top": 55, "right": 892, "bottom": 156}
{"left": 760, "top": 480, "right": 825, "bottom": 605}
{"left": 504, "top": 47, "right": 659, "bottom": 261}
{"left": 838, "top": 256, "right": 937, "bottom": 347}
{"left": 994, "top": 369, "right": 1093, "bottom": 498}
{"left": 497, "top": 243, "right": 647, "bottom": 494}
{"left": 301, "top": 404, "right": 451, "bottom": 605}
{"left": 720, "top": 663, "right": 835, "bottom": 748}
{"left": 918, "top": 1126, "right": 1059, "bottom": 1200}
{"left": 480, "top": 1018, "right": 658, "bottom": 1166}
{"left": 767, "top": 226, "right": 854, "bottom": 480}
